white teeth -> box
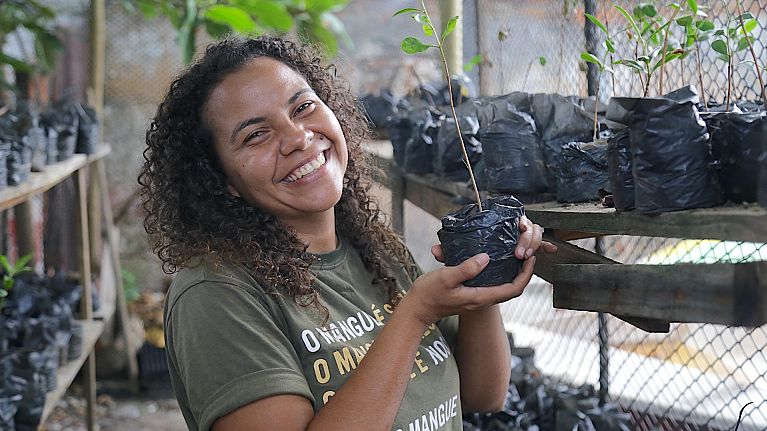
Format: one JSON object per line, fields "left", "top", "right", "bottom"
{"left": 284, "top": 152, "right": 326, "bottom": 183}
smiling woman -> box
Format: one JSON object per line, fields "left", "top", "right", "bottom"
{"left": 138, "top": 36, "right": 548, "bottom": 431}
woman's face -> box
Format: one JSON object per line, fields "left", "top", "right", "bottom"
{"left": 203, "top": 57, "right": 349, "bottom": 225}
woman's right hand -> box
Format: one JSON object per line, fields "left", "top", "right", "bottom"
{"left": 399, "top": 253, "right": 536, "bottom": 326}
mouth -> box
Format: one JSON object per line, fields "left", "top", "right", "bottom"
{"left": 281, "top": 150, "right": 328, "bottom": 184}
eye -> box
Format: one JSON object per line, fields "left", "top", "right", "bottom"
{"left": 294, "top": 101, "right": 315, "bottom": 117}
{"left": 243, "top": 129, "right": 269, "bottom": 146}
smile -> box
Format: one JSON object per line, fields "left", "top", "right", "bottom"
{"left": 283, "top": 151, "right": 327, "bottom": 183}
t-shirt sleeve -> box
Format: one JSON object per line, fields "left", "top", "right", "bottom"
{"left": 166, "top": 280, "right": 313, "bottom": 431}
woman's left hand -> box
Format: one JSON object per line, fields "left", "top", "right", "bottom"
{"left": 514, "top": 215, "right": 557, "bottom": 259}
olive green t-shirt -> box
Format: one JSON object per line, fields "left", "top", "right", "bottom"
{"left": 164, "top": 237, "right": 463, "bottom": 431}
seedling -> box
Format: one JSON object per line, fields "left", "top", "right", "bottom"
{"left": 672, "top": 0, "right": 715, "bottom": 107}
{"left": 614, "top": 3, "right": 686, "bottom": 97}
{"left": 0, "top": 254, "right": 33, "bottom": 309}
{"left": 580, "top": 12, "right": 616, "bottom": 141}
{"left": 711, "top": 1, "right": 759, "bottom": 109}
{"left": 394, "top": 2, "right": 483, "bottom": 210}
{"left": 735, "top": 0, "right": 766, "bottom": 105}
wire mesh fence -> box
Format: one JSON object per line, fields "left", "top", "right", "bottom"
{"left": 475, "top": 1, "right": 767, "bottom": 430}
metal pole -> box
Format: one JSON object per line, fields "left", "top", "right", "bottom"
{"left": 584, "top": 0, "right": 600, "bottom": 97}
{"left": 595, "top": 237, "right": 609, "bottom": 406}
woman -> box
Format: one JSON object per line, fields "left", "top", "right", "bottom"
{"left": 139, "top": 36, "right": 555, "bottom": 431}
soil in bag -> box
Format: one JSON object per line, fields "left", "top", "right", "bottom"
{"left": 555, "top": 141, "right": 609, "bottom": 203}
{"left": 704, "top": 110, "right": 767, "bottom": 203}
{"left": 437, "top": 195, "right": 525, "bottom": 287}
{"left": 606, "top": 128, "right": 634, "bottom": 210}
{"left": 607, "top": 85, "right": 723, "bottom": 214}
{"left": 479, "top": 102, "right": 548, "bottom": 195}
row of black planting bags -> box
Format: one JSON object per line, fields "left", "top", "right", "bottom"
{"left": 0, "top": 100, "right": 100, "bottom": 191}
{"left": 363, "top": 84, "right": 766, "bottom": 214}
{"left": 0, "top": 274, "right": 86, "bottom": 431}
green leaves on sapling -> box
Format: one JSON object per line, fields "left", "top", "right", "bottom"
{"left": 401, "top": 37, "right": 433, "bottom": 54}
{"left": 442, "top": 16, "right": 458, "bottom": 43}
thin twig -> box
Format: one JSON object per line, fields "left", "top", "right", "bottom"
{"left": 695, "top": 43, "right": 707, "bottom": 108}
{"left": 421, "top": 1, "right": 482, "bottom": 211}
{"left": 658, "top": 5, "right": 681, "bottom": 96}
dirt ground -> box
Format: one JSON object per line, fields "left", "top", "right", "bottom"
{"left": 42, "top": 392, "right": 186, "bottom": 431}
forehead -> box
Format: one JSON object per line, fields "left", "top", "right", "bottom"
{"left": 203, "top": 57, "right": 309, "bottom": 120}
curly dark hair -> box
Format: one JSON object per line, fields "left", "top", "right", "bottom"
{"left": 139, "top": 36, "right": 417, "bottom": 317}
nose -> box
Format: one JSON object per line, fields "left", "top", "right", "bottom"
{"left": 279, "top": 120, "right": 313, "bottom": 156}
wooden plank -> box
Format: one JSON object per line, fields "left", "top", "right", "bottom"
{"left": 526, "top": 201, "right": 767, "bottom": 242}
{"left": 552, "top": 262, "right": 767, "bottom": 326}
{"left": 0, "top": 146, "right": 110, "bottom": 212}
{"left": 40, "top": 320, "right": 104, "bottom": 424}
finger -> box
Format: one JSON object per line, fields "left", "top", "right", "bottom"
{"left": 439, "top": 253, "right": 490, "bottom": 286}
{"left": 516, "top": 216, "right": 534, "bottom": 259}
{"left": 541, "top": 241, "right": 558, "bottom": 253}
{"left": 431, "top": 244, "right": 445, "bottom": 263}
{"left": 525, "top": 224, "right": 544, "bottom": 258}
{"left": 457, "top": 256, "right": 536, "bottom": 306}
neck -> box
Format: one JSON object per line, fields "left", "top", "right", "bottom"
{"left": 284, "top": 210, "right": 338, "bottom": 254}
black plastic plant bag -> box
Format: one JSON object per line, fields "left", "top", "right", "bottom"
{"left": 75, "top": 104, "right": 99, "bottom": 155}
{"left": 14, "top": 101, "right": 47, "bottom": 171}
{"left": 360, "top": 90, "right": 398, "bottom": 131}
{"left": 0, "top": 140, "right": 9, "bottom": 190}
{"left": 7, "top": 137, "right": 32, "bottom": 186}
{"left": 530, "top": 94, "right": 596, "bottom": 185}
{"left": 606, "top": 128, "right": 634, "bottom": 210}
{"left": 479, "top": 104, "right": 548, "bottom": 194}
{"left": 0, "top": 389, "right": 22, "bottom": 431}
{"left": 42, "top": 102, "right": 79, "bottom": 162}
{"left": 386, "top": 113, "right": 411, "bottom": 169}
{"left": 555, "top": 141, "right": 609, "bottom": 203}
{"left": 703, "top": 110, "right": 767, "bottom": 203}
{"left": 607, "top": 85, "right": 723, "bottom": 214}
{"left": 435, "top": 102, "right": 483, "bottom": 181}
{"left": 437, "top": 195, "right": 524, "bottom": 287}
{"left": 401, "top": 106, "right": 443, "bottom": 174}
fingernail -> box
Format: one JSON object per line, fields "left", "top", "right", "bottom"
{"left": 475, "top": 253, "right": 489, "bottom": 266}
{"left": 517, "top": 247, "right": 525, "bottom": 258}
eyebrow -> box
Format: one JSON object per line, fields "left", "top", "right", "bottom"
{"left": 228, "top": 88, "right": 315, "bottom": 145}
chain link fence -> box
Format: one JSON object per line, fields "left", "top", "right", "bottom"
{"left": 473, "top": 1, "right": 767, "bottom": 430}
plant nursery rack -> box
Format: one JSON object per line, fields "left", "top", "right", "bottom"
{"left": 365, "top": 141, "right": 767, "bottom": 333}
{"left": 1, "top": 146, "right": 138, "bottom": 430}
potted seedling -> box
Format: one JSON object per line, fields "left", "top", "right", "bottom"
{"left": 395, "top": 3, "right": 524, "bottom": 286}
{"left": 701, "top": 1, "right": 766, "bottom": 204}
{"left": 672, "top": 0, "right": 715, "bottom": 108}
{"left": 604, "top": 2, "right": 724, "bottom": 214}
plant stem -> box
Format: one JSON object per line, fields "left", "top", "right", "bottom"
{"left": 737, "top": 0, "right": 767, "bottom": 105}
{"left": 592, "top": 84, "right": 600, "bottom": 142}
{"left": 658, "top": 5, "right": 681, "bottom": 96}
{"left": 421, "top": 1, "right": 482, "bottom": 211}
{"left": 695, "top": 43, "right": 707, "bottom": 108}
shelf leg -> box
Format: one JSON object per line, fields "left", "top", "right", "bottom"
{"left": 76, "top": 167, "right": 96, "bottom": 430}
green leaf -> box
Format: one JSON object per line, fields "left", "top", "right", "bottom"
{"left": 413, "top": 13, "right": 430, "bottom": 24}
{"left": 638, "top": 55, "right": 652, "bottom": 63}
{"left": 204, "top": 20, "right": 231, "bottom": 38}
{"left": 15, "top": 254, "right": 33, "bottom": 272}
{"left": 401, "top": 37, "right": 432, "bottom": 54}
{"left": 687, "top": 0, "right": 698, "bottom": 14}
{"left": 711, "top": 39, "right": 728, "bottom": 55}
{"left": 179, "top": 0, "right": 198, "bottom": 64}
{"left": 0, "top": 256, "right": 10, "bottom": 274}
{"left": 298, "top": 19, "right": 339, "bottom": 56}
{"left": 422, "top": 24, "right": 433, "bottom": 37}
{"left": 585, "top": 13, "right": 608, "bottom": 36}
{"left": 464, "top": 54, "right": 482, "bottom": 72}
{"left": 249, "top": 1, "right": 293, "bottom": 32}
{"left": 205, "top": 5, "right": 257, "bottom": 33}
{"left": 685, "top": 35, "right": 695, "bottom": 47}
{"left": 676, "top": 15, "right": 693, "bottom": 27}
{"left": 741, "top": 19, "right": 758, "bottom": 35}
{"left": 737, "top": 12, "right": 755, "bottom": 20}
{"left": 393, "top": 7, "right": 422, "bottom": 17}
{"left": 615, "top": 5, "right": 641, "bottom": 40}
{"left": 651, "top": 52, "right": 683, "bottom": 72}
{"left": 441, "top": 15, "right": 458, "bottom": 42}
{"left": 0, "top": 289, "right": 7, "bottom": 299}
{"left": 306, "top": 0, "right": 348, "bottom": 13}
{"left": 737, "top": 36, "right": 751, "bottom": 51}
{"left": 580, "top": 51, "right": 603, "bottom": 69}
{"left": 138, "top": 2, "right": 158, "bottom": 18}
{"left": 605, "top": 38, "right": 615, "bottom": 53}
{"left": 640, "top": 4, "right": 657, "bottom": 17}
{"left": 0, "top": 52, "right": 33, "bottom": 73}
{"left": 538, "top": 56, "right": 547, "bottom": 66}
{"left": 696, "top": 20, "right": 714, "bottom": 31}
{"left": 718, "top": 53, "right": 730, "bottom": 62}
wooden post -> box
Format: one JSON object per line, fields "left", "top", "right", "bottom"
{"left": 14, "top": 202, "right": 36, "bottom": 265}
{"left": 75, "top": 167, "right": 96, "bottom": 431}
{"left": 439, "top": 0, "right": 463, "bottom": 76}
{"left": 90, "top": 0, "right": 106, "bottom": 116}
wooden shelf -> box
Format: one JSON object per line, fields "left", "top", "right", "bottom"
{"left": 0, "top": 146, "right": 110, "bottom": 212}
{"left": 40, "top": 320, "right": 105, "bottom": 423}
{"left": 365, "top": 141, "right": 767, "bottom": 331}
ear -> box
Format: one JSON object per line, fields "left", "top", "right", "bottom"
{"left": 227, "top": 183, "right": 241, "bottom": 198}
